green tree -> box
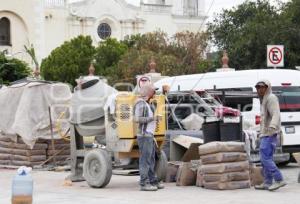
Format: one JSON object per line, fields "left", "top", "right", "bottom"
{"left": 119, "top": 31, "right": 209, "bottom": 84}
{"left": 0, "top": 53, "right": 31, "bottom": 84}
{"left": 94, "top": 38, "right": 128, "bottom": 83}
{"left": 208, "top": 0, "right": 282, "bottom": 69}
{"left": 172, "top": 31, "right": 209, "bottom": 73}
{"left": 40, "top": 35, "right": 96, "bottom": 86}
{"left": 276, "top": 0, "right": 300, "bottom": 68}
{"left": 208, "top": 0, "right": 300, "bottom": 69}
{"left": 122, "top": 31, "right": 168, "bottom": 51}
{"left": 118, "top": 49, "right": 181, "bottom": 83}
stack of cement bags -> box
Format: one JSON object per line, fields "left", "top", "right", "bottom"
{"left": 198, "top": 142, "right": 251, "bottom": 190}
{"left": 0, "top": 136, "right": 70, "bottom": 167}
{"left": 0, "top": 136, "right": 47, "bottom": 166}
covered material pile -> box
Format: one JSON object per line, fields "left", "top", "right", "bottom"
{"left": 198, "top": 142, "right": 250, "bottom": 190}
{"left": 0, "top": 81, "right": 71, "bottom": 167}
{"left": 0, "top": 81, "right": 71, "bottom": 148}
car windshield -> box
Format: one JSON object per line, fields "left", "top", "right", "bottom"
{"left": 273, "top": 86, "right": 300, "bottom": 112}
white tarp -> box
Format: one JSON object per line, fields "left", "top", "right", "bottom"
{"left": 0, "top": 82, "right": 71, "bottom": 148}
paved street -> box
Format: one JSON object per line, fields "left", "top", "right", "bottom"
{"left": 1, "top": 164, "right": 299, "bottom": 204}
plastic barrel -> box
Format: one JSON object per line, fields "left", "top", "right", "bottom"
{"left": 202, "top": 121, "right": 221, "bottom": 143}
{"left": 12, "top": 171, "right": 33, "bottom": 204}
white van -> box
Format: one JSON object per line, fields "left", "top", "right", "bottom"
{"left": 154, "top": 69, "right": 300, "bottom": 155}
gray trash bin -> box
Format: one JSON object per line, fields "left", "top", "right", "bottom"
{"left": 202, "top": 121, "right": 221, "bottom": 144}
{"left": 220, "top": 117, "right": 243, "bottom": 142}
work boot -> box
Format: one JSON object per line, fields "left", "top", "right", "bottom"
{"left": 268, "top": 181, "right": 287, "bottom": 191}
{"left": 254, "top": 183, "right": 270, "bottom": 190}
{"left": 140, "top": 184, "right": 158, "bottom": 191}
{"left": 156, "top": 182, "right": 165, "bottom": 189}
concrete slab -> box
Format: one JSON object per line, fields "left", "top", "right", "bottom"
{"left": 1, "top": 164, "right": 300, "bottom": 204}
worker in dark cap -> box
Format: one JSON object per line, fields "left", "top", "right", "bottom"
{"left": 134, "top": 84, "right": 164, "bottom": 191}
{"left": 254, "top": 80, "right": 286, "bottom": 191}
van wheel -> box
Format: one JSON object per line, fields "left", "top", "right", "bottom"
{"left": 83, "top": 149, "right": 112, "bottom": 188}
{"left": 155, "top": 150, "right": 168, "bottom": 181}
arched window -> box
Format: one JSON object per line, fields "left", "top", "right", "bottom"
{"left": 97, "top": 23, "right": 111, "bottom": 40}
{"left": 0, "top": 17, "right": 11, "bottom": 46}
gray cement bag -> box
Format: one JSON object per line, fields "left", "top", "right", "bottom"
{"left": 0, "top": 153, "right": 11, "bottom": 160}
{"left": 165, "top": 161, "right": 182, "bottom": 183}
{"left": 176, "top": 162, "right": 197, "bottom": 186}
{"left": 12, "top": 155, "right": 46, "bottom": 162}
{"left": 250, "top": 164, "right": 264, "bottom": 186}
{"left": 201, "top": 152, "right": 247, "bottom": 164}
{"left": 0, "top": 136, "right": 12, "bottom": 142}
{"left": 201, "top": 161, "right": 249, "bottom": 174}
{"left": 196, "top": 166, "right": 204, "bottom": 187}
{"left": 0, "top": 141, "right": 48, "bottom": 150}
{"left": 203, "top": 171, "right": 250, "bottom": 183}
{"left": 11, "top": 160, "right": 42, "bottom": 167}
{"left": 0, "top": 160, "right": 10, "bottom": 165}
{"left": 0, "top": 147, "right": 46, "bottom": 157}
{"left": 203, "top": 180, "right": 251, "bottom": 190}
{"left": 199, "top": 142, "right": 245, "bottom": 156}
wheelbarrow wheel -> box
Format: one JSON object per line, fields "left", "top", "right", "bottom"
{"left": 83, "top": 149, "right": 112, "bottom": 188}
{"left": 155, "top": 150, "right": 168, "bottom": 181}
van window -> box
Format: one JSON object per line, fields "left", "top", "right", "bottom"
{"left": 208, "top": 88, "right": 254, "bottom": 112}
{"left": 273, "top": 86, "right": 300, "bottom": 112}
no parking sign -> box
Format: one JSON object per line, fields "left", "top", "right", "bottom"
{"left": 267, "top": 45, "right": 284, "bottom": 68}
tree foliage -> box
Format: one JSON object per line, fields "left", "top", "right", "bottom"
{"left": 0, "top": 53, "right": 32, "bottom": 84}
{"left": 41, "top": 35, "right": 96, "bottom": 86}
{"left": 94, "top": 38, "right": 128, "bottom": 83}
{"left": 208, "top": 0, "right": 300, "bottom": 69}
{"left": 119, "top": 31, "right": 209, "bottom": 84}
{"left": 40, "top": 31, "right": 209, "bottom": 86}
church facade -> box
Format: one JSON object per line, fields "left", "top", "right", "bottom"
{"left": 0, "top": 0, "right": 206, "bottom": 66}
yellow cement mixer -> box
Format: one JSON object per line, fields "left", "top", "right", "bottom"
{"left": 68, "top": 90, "right": 167, "bottom": 188}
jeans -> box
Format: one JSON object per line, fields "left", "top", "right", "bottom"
{"left": 260, "top": 134, "right": 283, "bottom": 186}
{"left": 137, "top": 136, "right": 158, "bottom": 186}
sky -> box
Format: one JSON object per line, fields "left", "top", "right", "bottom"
{"left": 125, "top": 0, "right": 289, "bottom": 21}
{"left": 70, "top": 0, "right": 290, "bottom": 22}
